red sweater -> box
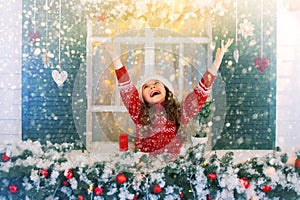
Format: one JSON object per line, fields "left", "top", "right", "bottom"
{"left": 115, "top": 66, "right": 215, "bottom": 157}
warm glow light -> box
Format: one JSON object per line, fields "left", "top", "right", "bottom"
{"left": 104, "top": 80, "right": 111, "bottom": 85}
{"left": 105, "top": 28, "right": 112, "bottom": 34}
{"left": 88, "top": 185, "right": 93, "bottom": 191}
{"left": 265, "top": 166, "right": 276, "bottom": 177}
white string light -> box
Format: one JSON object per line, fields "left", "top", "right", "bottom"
{"left": 42, "top": 0, "right": 54, "bottom": 68}
{"left": 33, "top": 0, "right": 36, "bottom": 27}
{"left": 235, "top": 0, "right": 238, "bottom": 45}
{"left": 233, "top": 0, "right": 239, "bottom": 63}
{"left": 45, "top": 0, "right": 48, "bottom": 48}
{"left": 260, "top": 0, "right": 264, "bottom": 58}
{"left": 51, "top": 0, "right": 68, "bottom": 87}
{"left": 58, "top": 0, "right": 62, "bottom": 66}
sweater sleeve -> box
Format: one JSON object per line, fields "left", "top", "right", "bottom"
{"left": 181, "top": 70, "right": 216, "bottom": 126}
{"left": 115, "top": 66, "right": 131, "bottom": 85}
{"left": 115, "top": 66, "right": 143, "bottom": 124}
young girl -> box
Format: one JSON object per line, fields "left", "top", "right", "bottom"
{"left": 104, "top": 39, "right": 233, "bottom": 159}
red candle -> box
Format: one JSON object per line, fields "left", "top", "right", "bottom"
{"left": 119, "top": 134, "right": 128, "bottom": 151}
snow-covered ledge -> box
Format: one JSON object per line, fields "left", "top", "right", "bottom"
{"left": 66, "top": 143, "right": 296, "bottom": 167}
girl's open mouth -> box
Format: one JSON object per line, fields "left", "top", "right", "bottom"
{"left": 150, "top": 91, "right": 161, "bottom": 97}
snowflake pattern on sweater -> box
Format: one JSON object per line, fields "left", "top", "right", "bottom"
{"left": 115, "top": 66, "right": 215, "bottom": 157}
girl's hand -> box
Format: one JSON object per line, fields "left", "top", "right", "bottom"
{"left": 209, "top": 38, "right": 233, "bottom": 75}
{"left": 215, "top": 38, "right": 234, "bottom": 63}
{"left": 102, "top": 42, "right": 123, "bottom": 70}
{"left": 102, "top": 43, "right": 118, "bottom": 60}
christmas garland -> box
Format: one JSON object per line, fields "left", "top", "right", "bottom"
{"left": 0, "top": 141, "right": 300, "bottom": 199}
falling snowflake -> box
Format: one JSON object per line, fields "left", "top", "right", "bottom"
{"left": 238, "top": 19, "right": 255, "bottom": 39}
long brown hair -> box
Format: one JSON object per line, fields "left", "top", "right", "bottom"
{"left": 140, "top": 86, "right": 181, "bottom": 127}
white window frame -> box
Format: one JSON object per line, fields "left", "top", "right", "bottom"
{"left": 85, "top": 19, "right": 212, "bottom": 153}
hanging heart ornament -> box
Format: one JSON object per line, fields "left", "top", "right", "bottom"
{"left": 52, "top": 69, "right": 68, "bottom": 87}
{"left": 254, "top": 57, "right": 269, "bottom": 72}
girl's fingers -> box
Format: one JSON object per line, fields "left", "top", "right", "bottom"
{"left": 225, "top": 39, "right": 233, "bottom": 48}
{"left": 220, "top": 39, "right": 233, "bottom": 52}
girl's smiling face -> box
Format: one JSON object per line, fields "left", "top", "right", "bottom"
{"left": 141, "top": 79, "right": 166, "bottom": 105}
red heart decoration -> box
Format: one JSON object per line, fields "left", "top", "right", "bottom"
{"left": 29, "top": 31, "right": 41, "bottom": 44}
{"left": 254, "top": 57, "right": 269, "bottom": 72}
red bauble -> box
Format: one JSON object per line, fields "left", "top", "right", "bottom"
{"left": 206, "top": 194, "right": 212, "bottom": 200}
{"left": 40, "top": 169, "right": 49, "bottom": 178}
{"left": 62, "top": 180, "right": 70, "bottom": 187}
{"left": 240, "top": 177, "right": 250, "bottom": 189}
{"left": 133, "top": 194, "right": 139, "bottom": 200}
{"left": 208, "top": 172, "right": 217, "bottom": 180}
{"left": 65, "top": 169, "right": 73, "bottom": 179}
{"left": 77, "top": 195, "right": 84, "bottom": 200}
{"left": 261, "top": 185, "right": 272, "bottom": 193}
{"left": 295, "top": 158, "right": 300, "bottom": 169}
{"left": 179, "top": 192, "right": 184, "bottom": 198}
{"left": 8, "top": 185, "right": 18, "bottom": 193}
{"left": 153, "top": 185, "right": 162, "bottom": 194}
{"left": 1, "top": 153, "right": 10, "bottom": 162}
{"left": 116, "top": 173, "right": 127, "bottom": 184}
{"left": 94, "top": 187, "right": 103, "bottom": 196}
